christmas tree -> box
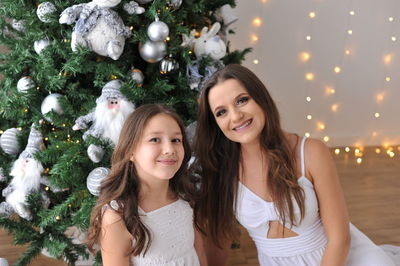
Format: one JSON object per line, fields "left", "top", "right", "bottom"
{"left": 0, "top": 0, "right": 250, "bottom": 265}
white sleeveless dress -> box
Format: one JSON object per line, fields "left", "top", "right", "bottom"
{"left": 236, "top": 137, "right": 396, "bottom": 266}
{"left": 130, "top": 198, "right": 200, "bottom": 266}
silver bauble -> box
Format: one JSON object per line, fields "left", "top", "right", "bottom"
{"left": 167, "top": 0, "right": 183, "bottom": 9}
{"left": 135, "top": 0, "right": 153, "bottom": 4}
{"left": 139, "top": 40, "right": 167, "bottom": 63}
{"left": 0, "top": 128, "right": 21, "bottom": 155}
{"left": 34, "top": 38, "right": 51, "bottom": 55}
{"left": 86, "top": 167, "right": 111, "bottom": 196}
{"left": 147, "top": 20, "right": 169, "bottom": 42}
{"left": 17, "top": 76, "right": 35, "bottom": 93}
{"left": 129, "top": 67, "right": 144, "bottom": 86}
{"left": 41, "top": 93, "right": 64, "bottom": 121}
{"left": 160, "top": 55, "right": 179, "bottom": 74}
{"left": 36, "top": 2, "right": 57, "bottom": 23}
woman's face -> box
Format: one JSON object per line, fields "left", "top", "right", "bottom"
{"left": 208, "top": 79, "right": 265, "bottom": 146}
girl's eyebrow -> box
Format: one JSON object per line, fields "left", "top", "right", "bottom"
{"left": 146, "top": 131, "right": 182, "bottom": 135}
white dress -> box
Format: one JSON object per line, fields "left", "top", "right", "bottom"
{"left": 130, "top": 198, "right": 200, "bottom": 266}
{"left": 236, "top": 137, "right": 397, "bottom": 266}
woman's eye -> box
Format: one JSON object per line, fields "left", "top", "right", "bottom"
{"left": 215, "top": 109, "right": 226, "bottom": 117}
{"left": 149, "top": 138, "right": 160, "bottom": 142}
{"left": 237, "top": 96, "right": 249, "bottom": 105}
{"left": 172, "top": 138, "right": 182, "bottom": 143}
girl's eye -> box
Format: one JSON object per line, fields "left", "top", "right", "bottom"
{"left": 236, "top": 96, "right": 249, "bottom": 105}
{"left": 215, "top": 109, "right": 226, "bottom": 117}
{"left": 149, "top": 138, "right": 160, "bottom": 142}
{"left": 172, "top": 138, "right": 182, "bottom": 143}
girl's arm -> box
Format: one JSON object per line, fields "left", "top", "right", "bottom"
{"left": 306, "top": 139, "right": 351, "bottom": 266}
{"left": 194, "top": 227, "right": 208, "bottom": 266}
{"left": 100, "top": 209, "right": 132, "bottom": 266}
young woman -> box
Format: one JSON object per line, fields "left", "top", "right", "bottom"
{"left": 87, "top": 104, "right": 207, "bottom": 265}
{"left": 193, "top": 64, "right": 395, "bottom": 265}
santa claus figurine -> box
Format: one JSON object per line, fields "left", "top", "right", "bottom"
{"left": 0, "top": 126, "right": 45, "bottom": 220}
{"left": 72, "top": 80, "right": 135, "bottom": 162}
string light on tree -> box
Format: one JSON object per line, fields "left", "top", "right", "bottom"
{"left": 252, "top": 17, "right": 262, "bottom": 27}
{"left": 300, "top": 52, "right": 311, "bottom": 62}
{"left": 331, "top": 104, "right": 339, "bottom": 112}
{"left": 305, "top": 72, "right": 314, "bottom": 80}
{"left": 326, "top": 86, "right": 336, "bottom": 95}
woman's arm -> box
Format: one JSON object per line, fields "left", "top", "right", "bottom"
{"left": 100, "top": 209, "right": 132, "bottom": 266}
{"left": 203, "top": 236, "right": 231, "bottom": 266}
{"left": 306, "top": 139, "right": 351, "bottom": 266}
{"left": 194, "top": 227, "right": 208, "bottom": 266}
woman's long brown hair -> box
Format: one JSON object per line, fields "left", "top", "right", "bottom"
{"left": 193, "top": 64, "right": 305, "bottom": 246}
{"left": 87, "top": 104, "right": 193, "bottom": 256}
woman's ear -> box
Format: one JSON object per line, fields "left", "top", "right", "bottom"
{"left": 130, "top": 154, "right": 135, "bottom": 162}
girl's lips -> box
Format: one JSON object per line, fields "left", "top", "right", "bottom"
{"left": 233, "top": 119, "right": 252, "bottom": 131}
{"left": 157, "top": 159, "right": 177, "bottom": 165}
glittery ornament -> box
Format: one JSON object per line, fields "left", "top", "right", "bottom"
{"left": 36, "top": 2, "right": 57, "bottom": 23}
{"left": 139, "top": 40, "right": 167, "bottom": 63}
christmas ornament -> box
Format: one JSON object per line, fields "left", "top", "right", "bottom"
{"left": 17, "top": 76, "right": 35, "bottom": 93}
{"left": 160, "top": 55, "right": 179, "bottom": 74}
{"left": 139, "top": 40, "right": 167, "bottom": 63}
{"left": 0, "top": 258, "right": 9, "bottom": 266}
{"left": 215, "top": 4, "right": 238, "bottom": 27}
{"left": 11, "top": 19, "right": 26, "bottom": 32}
{"left": 135, "top": 0, "right": 153, "bottom": 4}
{"left": 192, "top": 22, "right": 226, "bottom": 60}
{"left": 0, "top": 168, "right": 5, "bottom": 182}
{"left": 123, "top": 1, "right": 145, "bottom": 15}
{"left": 41, "top": 93, "right": 64, "bottom": 121}
{"left": 34, "top": 38, "right": 51, "bottom": 55}
{"left": 185, "top": 121, "right": 197, "bottom": 146}
{"left": 167, "top": 0, "right": 183, "bottom": 9}
{"left": 129, "top": 67, "right": 144, "bottom": 86}
{"left": 186, "top": 59, "right": 225, "bottom": 91}
{"left": 86, "top": 167, "right": 111, "bottom": 196}
{"left": 59, "top": 0, "right": 140, "bottom": 60}
{"left": 72, "top": 80, "right": 135, "bottom": 162}
{"left": 36, "top": 2, "right": 57, "bottom": 23}
{"left": 147, "top": 17, "right": 169, "bottom": 42}
{"left": 0, "top": 128, "right": 20, "bottom": 155}
{"left": 0, "top": 127, "right": 44, "bottom": 220}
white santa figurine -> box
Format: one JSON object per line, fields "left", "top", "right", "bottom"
{"left": 72, "top": 79, "right": 135, "bottom": 163}
{"left": 0, "top": 126, "right": 45, "bottom": 220}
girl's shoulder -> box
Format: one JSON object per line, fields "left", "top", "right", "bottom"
{"left": 101, "top": 200, "right": 124, "bottom": 227}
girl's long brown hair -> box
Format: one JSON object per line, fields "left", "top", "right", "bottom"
{"left": 193, "top": 64, "right": 305, "bottom": 246}
{"left": 87, "top": 104, "right": 193, "bottom": 256}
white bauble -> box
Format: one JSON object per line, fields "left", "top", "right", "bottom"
{"left": 129, "top": 68, "right": 144, "bottom": 86}
{"left": 147, "top": 20, "right": 169, "bottom": 42}
{"left": 41, "top": 93, "right": 64, "bottom": 121}
{"left": 11, "top": 19, "right": 26, "bottom": 32}
{"left": 87, "top": 167, "right": 111, "bottom": 196}
{"left": 34, "top": 38, "right": 51, "bottom": 55}
{"left": 36, "top": 2, "right": 57, "bottom": 23}
{"left": 0, "top": 128, "right": 20, "bottom": 155}
{"left": 139, "top": 40, "right": 167, "bottom": 63}
{"left": 17, "top": 76, "right": 35, "bottom": 93}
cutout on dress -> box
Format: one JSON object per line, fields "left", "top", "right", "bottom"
{"left": 267, "top": 220, "right": 299, "bottom": 239}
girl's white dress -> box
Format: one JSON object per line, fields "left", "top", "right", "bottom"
{"left": 236, "top": 137, "right": 398, "bottom": 266}
{"left": 130, "top": 199, "right": 200, "bottom": 266}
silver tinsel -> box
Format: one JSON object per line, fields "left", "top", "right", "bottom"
{"left": 139, "top": 40, "right": 167, "bottom": 63}
{"left": 147, "top": 19, "right": 169, "bottom": 42}
{"left": 86, "top": 167, "right": 111, "bottom": 196}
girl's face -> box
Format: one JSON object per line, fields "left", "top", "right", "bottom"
{"left": 208, "top": 78, "right": 265, "bottom": 146}
{"left": 130, "top": 114, "right": 184, "bottom": 184}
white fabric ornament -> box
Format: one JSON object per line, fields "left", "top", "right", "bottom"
{"left": 72, "top": 80, "right": 135, "bottom": 162}
{"left": 167, "top": 0, "right": 182, "bottom": 9}
{"left": 192, "top": 22, "right": 227, "bottom": 60}
{"left": 11, "top": 19, "right": 26, "bottom": 32}
{"left": 139, "top": 40, "right": 167, "bottom": 63}
{"left": 0, "top": 127, "right": 44, "bottom": 220}
{"left": 37, "top": 2, "right": 57, "bottom": 23}
{"left": 123, "top": 1, "right": 145, "bottom": 15}
{"left": 41, "top": 93, "right": 64, "bottom": 122}
{"left": 87, "top": 167, "right": 110, "bottom": 196}
{"left": 59, "top": 0, "right": 138, "bottom": 60}
{"left": 17, "top": 76, "right": 35, "bottom": 93}
{"left": 215, "top": 4, "right": 238, "bottom": 27}
{"left": 129, "top": 67, "right": 144, "bottom": 86}
{"left": 160, "top": 55, "right": 179, "bottom": 74}
{"left": 147, "top": 18, "right": 169, "bottom": 42}
{"left": 34, "top": 38, "right": 51, "bottom": 55}
{"left": 0, "top": 128, "right": 20, "bottom": 155}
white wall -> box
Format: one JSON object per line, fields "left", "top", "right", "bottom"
{"left": 229, "top": 0, "right": 400, "bottom": 147}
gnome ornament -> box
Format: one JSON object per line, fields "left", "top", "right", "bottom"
{"left": 59, "top": 0, "right": 144, "bottom": 60}
{"left": 0, "top": 127, "right": 45, "bottom": 220}
{"left": 72, "top": 80, "right": 135, "bottom": 162}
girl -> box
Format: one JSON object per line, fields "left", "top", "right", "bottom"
{"left": 193, "top": 64, "right": 396, "bottom": 265}
{"left": 87, "top": 104, "right": 206, "bottom": 266}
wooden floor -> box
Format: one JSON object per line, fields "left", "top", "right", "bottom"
{"left": 1, "top": 146, "right": 399, "bottom": 265}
